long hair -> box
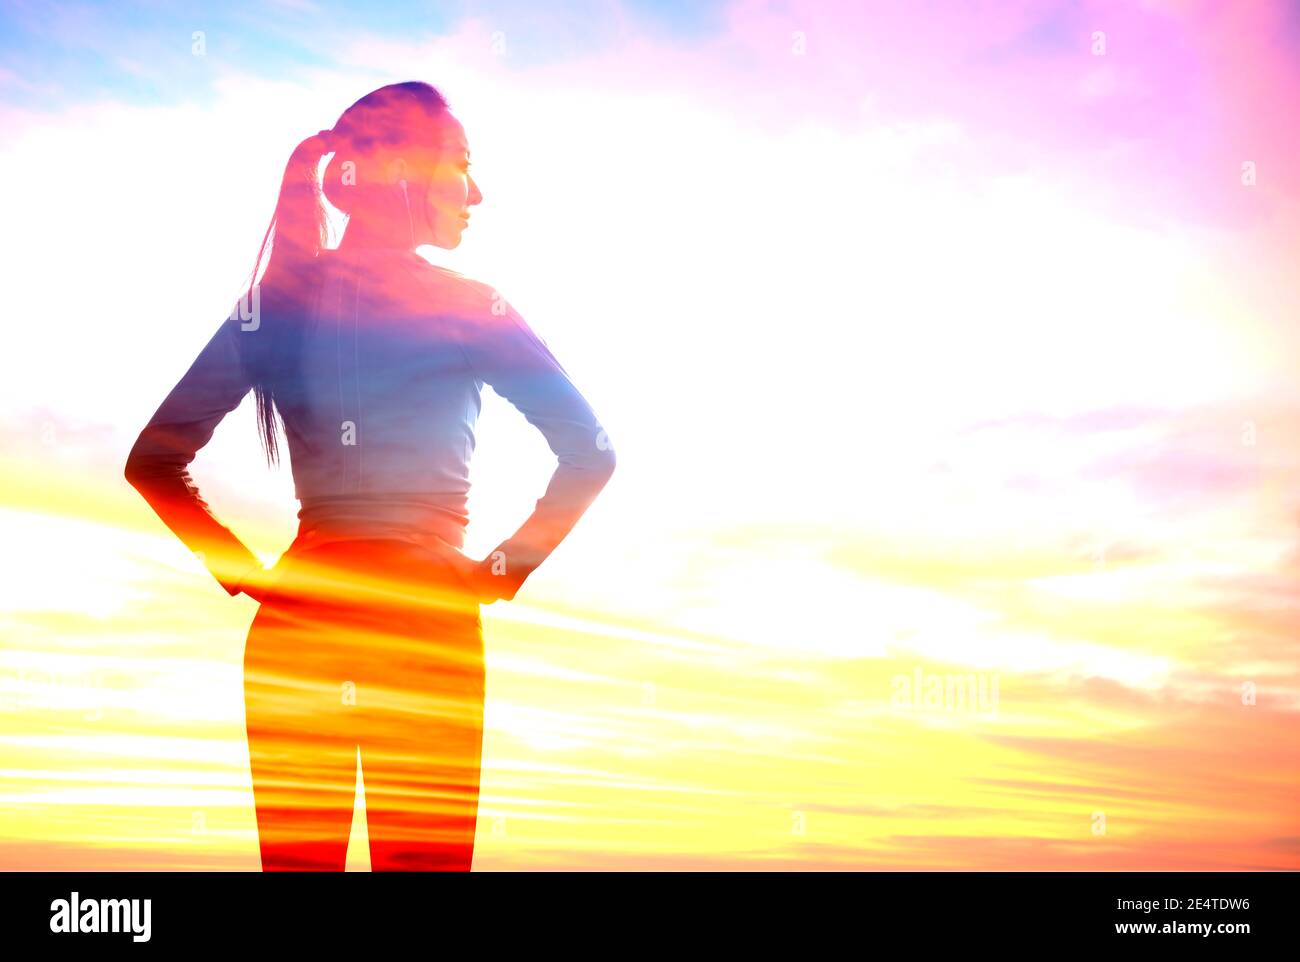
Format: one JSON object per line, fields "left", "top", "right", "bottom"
{"left": 237, "top": 81, "right": 452, "bottom": 466}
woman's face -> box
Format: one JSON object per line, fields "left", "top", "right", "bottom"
{"left": 420, "top": 115, "right": 482, "bottom": 249}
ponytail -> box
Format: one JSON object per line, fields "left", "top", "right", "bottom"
{"left": 238, "top": 128, "right": 334, "bottom": 467}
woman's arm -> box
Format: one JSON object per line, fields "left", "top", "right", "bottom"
{"left": 460, "top": 296, "right": 617, "bottom": 601}
{"left": 124, "top": 314, "right": 265, "bottom": 596}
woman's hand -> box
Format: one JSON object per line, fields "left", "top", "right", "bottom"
{"left": 443, "top": 551, "right": 501, "bottom": 604}
{"left": 234, "top": 565, "right": 282, "bottom": 604}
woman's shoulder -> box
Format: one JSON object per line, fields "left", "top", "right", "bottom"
{"left": 405, "top": 258, "right": 513, "bottom": 321}
{"left": 410, "top": 258, "right": 492, "bottom": 296}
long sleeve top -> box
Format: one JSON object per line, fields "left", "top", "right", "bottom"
{"left": 124, "top": 247, "right": 616, "bottom": 601}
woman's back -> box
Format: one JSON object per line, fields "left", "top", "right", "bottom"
{"left": 125, "top": 247, "right": 617, "bottom": 602}
{"left": 291, "top": 248, "right": 481, "bottom": 502}
{"left": 283, "top": 248, "right": 486, "bottom": 554}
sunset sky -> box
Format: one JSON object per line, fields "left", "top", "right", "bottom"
{"left": 1, "top": 0, "right": 1298, "bottom": 870}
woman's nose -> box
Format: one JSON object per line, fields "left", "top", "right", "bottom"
{"left": 467, "top": 175, "right": 483, "bottom": 207}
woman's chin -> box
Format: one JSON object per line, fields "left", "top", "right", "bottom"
{"left": 428, "top": 230, "right": 464, "bottom": 251}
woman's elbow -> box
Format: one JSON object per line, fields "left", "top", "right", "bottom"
{"left": 565, "top": 446, "right": 616, "bottom": 487}
{"left": 123, "top": 445, "right": 142, "bottom": 488}
{"left": 591, "top": 446, "right": 617, "bottom": 485}
{"left": 594, "top": 428, "right": 617, "bottom": 475}
{"left": 123, "top": 436, "right": 157, "bottom": 489}
{"left": 123, "top": 461, "right": 148, "bottom": 494}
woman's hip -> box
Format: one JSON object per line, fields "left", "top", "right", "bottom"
{"left": 244, "top": 537, "right": 483, "bottom": 680}
{"left": 260, "top": 538, "right": 478, "bottom": 613}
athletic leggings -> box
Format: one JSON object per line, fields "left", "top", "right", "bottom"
{"left": 242, "top": 537, "right": 485, "bottom": 871}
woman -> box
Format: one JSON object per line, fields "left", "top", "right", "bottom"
{"left": 123, "top": 81, "right": 617, "bottom": 871}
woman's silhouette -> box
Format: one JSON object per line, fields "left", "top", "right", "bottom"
{"left": 123, "top": 82, "right": 617, "bottom": 870}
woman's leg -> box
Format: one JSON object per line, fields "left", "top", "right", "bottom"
{"left": 360, "top": 676, "right": 485, "bottom": 871}
{"left": 352, "top": 542, "right": 487, "bottom": 871}
{"left": 243, "top": 570, "right": 363, "bottom": 872}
